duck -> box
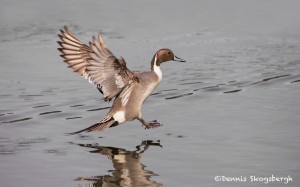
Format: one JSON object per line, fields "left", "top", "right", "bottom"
{"left": 57, "top": 26, "right": 185, "bottom": 134}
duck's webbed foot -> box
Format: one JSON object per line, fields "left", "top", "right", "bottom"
{"left": 138, "top": 118, "right": 162, "bottom": 129}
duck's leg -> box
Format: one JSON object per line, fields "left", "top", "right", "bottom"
{"left": 138, "top": 117, "right": 162, "bottom": 129}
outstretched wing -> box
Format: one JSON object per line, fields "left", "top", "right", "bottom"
{"left": 87, "top": 34, "right": 138, "bottom": 101}
{"left": 57, "top": 26, "right": 138, "bottom": 101}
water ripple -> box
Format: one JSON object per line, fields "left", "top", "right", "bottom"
{"left": 165, "top": 93, "right": 193, "bottom": 100}
{"left": 1, "top": 117, "right": 33, "bottom": 124}
{"left": 39, "top": 111, "right": 62, "bottom": 115}
{"left": 223, "top": 89, "right": 243, "bottom": 94}
{"left": 0, "top": 137, "right": 51, "bottom": 155}
{"left": 32, "top": 105, "right": 50, "bottom": 108}
{"left": 249, "top": 74, "right": 291, "bottom": 86}
{"left": 65, "top": 117, "right": 82, "bottom": 120}
{"left": 86, "top": 107, "right": 110, "bottom": 112}
{"left": 70, "top": 104, "right": 85, "bottom": 108}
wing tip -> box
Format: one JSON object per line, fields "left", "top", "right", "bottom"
{"left": 63, "top": 25, "right": 69, "bottom": 32}
{"left": 97, "top": 32, "right": 107, "bottom": 48}
{"left": 57, "top": 47, "right": 63, "bottom": 52}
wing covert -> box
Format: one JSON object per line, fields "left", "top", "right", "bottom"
{"left": 87, "top": 33, "right": 138, "bottom": 101}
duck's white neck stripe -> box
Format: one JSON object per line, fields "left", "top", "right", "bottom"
{"left": 153, "top": 54, "right": 162, "bottom": 82}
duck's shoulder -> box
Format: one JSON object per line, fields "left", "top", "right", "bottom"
{"left": 133, "top": 70, "right": 160, "bottom": 83}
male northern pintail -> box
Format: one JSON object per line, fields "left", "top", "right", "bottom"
{"left": 57, "top": 26, "right": 185, "bottom": 134}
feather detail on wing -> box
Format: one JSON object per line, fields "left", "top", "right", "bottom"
{"left": 86, "top": 33, "right": 138, "bottom": 101}
{"left": 57, "top": 26, "right": 92, "bottom": 76}
{"left": 57, "top": 26, "right": 138, "bottom": 102}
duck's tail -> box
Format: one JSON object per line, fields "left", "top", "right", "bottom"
{"left": 66, "top": 117, "right": 118, "bottom": 135}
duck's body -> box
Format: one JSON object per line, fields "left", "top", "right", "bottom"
{"left": 111, "top": 71, "right": 160, "bottom": 121}
{"left": 57, "top": 26, "right": 184, "bottom": 134}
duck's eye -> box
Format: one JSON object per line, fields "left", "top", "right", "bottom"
{"left": 168, "top": 52, "right": 171, "bottom": 54}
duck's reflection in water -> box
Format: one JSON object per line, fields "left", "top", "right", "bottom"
{"left": 75, "top": 140, "right": 163, "bottom": 187}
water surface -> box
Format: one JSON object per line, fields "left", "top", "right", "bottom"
{"left": 1, "top": 0, "right": 300, "bottom": 186}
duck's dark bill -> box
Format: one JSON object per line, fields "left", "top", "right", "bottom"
{"left": 174, "top": 55, "right": 186, "bottom": 62}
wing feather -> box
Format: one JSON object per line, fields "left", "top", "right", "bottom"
{"left": 57, "top": 26, "right": 138, "bottom": 102}
{"left": 64, "top": 58, "right": 84, "bottom": 64}
{"left": 57, "top": 26, "right": 92, "bottom": 76}
{"left": 59, "top": 49, "right": 83, "bottom": 55}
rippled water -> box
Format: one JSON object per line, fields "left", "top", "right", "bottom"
{"left": 1, "top": 0, "right": 300, "bottom": 187}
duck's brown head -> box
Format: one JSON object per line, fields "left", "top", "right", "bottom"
{"left": 151, "top": 49, "right": 185, "bottom": 70}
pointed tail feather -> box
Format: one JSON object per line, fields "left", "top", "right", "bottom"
{"left": 66, "top": 118, "right": 118, "bottom": 135}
